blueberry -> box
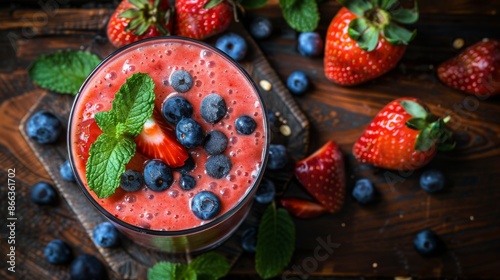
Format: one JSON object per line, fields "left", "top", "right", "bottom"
{"left": 352, "top": 179, "right": 376, "bottom": 204}
{"left": 44, "top": 239, "right": 72, "bottom": 265}
{"left": 191, "top": 191, "right": 221, "bottom": 220}
{"left": 26, "top": 110, "right": 62, "bottom": 144}
{"left": 120, "top": 169, "right": 143, "bottom": 192}
{"left": 241, "top": 227, "right": 257, "bottom": 253}
{"left": 298, "top": 32, "right": 324, "bottom": 57}
{"left": 69, "top": 254, "right": 107, "bottom": 280}
{"left": 176, "top": 155, "right": 196, "bottom": 174}
{"left": 30, "top": 181, "right": 57, "bottom": 205}
{"left": 143, "top": 160, "right": 173, "bottom": 192}
{"left": 215, "top": 32, "right": 247, "bottom": 61}
{"left": 254, "top": 178, "right": 275, "bottom": 204}
{"left": 169, "top": 70, "right": 193, "bottom": 93}
{"left": 413, "top": 229, "right": 444, "bottom": 256}
{"left": 267, "top": 144, "right": 288, "bottom": 170}
{"left": 176, "top": 118, "right": 205, "bottom": 148}
{"left": 420, "top": 169, "right": 445, "bottom": 193}
{"left": 286, "top": 70, "right": 309, "bottom": 95}
{"left": 235, "top": 115, "right": 257, "bottom": 135}
{"left": 205, "top": 154, "right": 232, "bottom": 179}
{"left": 162, "top": 96, "right": 193, "bottom": 124}
{"left": 249, "top": 16, "right": 273, "bottom": 39}
{"left": 93, "top": 222, "right": 119, "bottom": 248}
{"left": 180, "top": 174, "right": 197, "bottom": 191}
{"left": 60, "top": 160, "right": 76, "bottom": 182}
{"left": 204, "top": 130, "right": 228, "bottom": 155}
{"left": 200, "top": 94, "right": 227, "bottom": 124}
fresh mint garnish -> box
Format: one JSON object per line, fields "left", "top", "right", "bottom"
{"left": 148, "top": 252, "right": 230, "bottom": 280}
{"left": 256, "top": 203, "right": 295, "bottom": 279}
{"left": 28, "top": 50, "right": 101, "bottom": 95}
{"left": 86, "top": 73, "right": 155, "bottom": 198}
{"left": 279, "top": 0, "right": 319, "bottom": 32}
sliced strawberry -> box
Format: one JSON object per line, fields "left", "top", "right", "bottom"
{"left": 134, "top": 115, "right": 188, "bottom": 168}
{"left": 294, "top": 140, "right": 346, "bottom": 214}
{"left": 280, "top": 197, "right": 327, "bottom": 219}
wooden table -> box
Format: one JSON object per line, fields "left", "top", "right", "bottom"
{"left": 1, "top": 1, "right": 499, "bottom": 279}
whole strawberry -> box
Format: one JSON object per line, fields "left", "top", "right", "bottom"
{"left": 175, "top": 0, "right": 233, "bottom": 40}
{"left": 437, "top": 39, "right": 500, "bottom": 97}
{"left": 107, "top": 0, "right": 172, "bottom": 48}
{"left": 294, "top": 140, "right": 346, "bottom": 214}
{"left": 353, "top": 98, "right": 454, "bottom": 171}
{"left": 324, "top": 0, "right": 418, "bottom": 86}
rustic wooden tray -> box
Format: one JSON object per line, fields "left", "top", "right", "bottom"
{"left": 19, "top": 23, "right": 309, "bottom": 279}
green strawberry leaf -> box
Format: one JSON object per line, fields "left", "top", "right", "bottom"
{"left": 348, "top": 18, "right": 379, "bottom": 51}
{"left": 406, "top": 117, "right": 427, "bottom": 130}
{"left": 338, "top": 0, "right": 373, "bottom": 16}
{"left": 376, "top": 0, "right": 397, "bottom": 10}
{"left": 256, "top": 203, "right": 295, "bottom": 279}
{"left": 280, "top": 0, "right": 319, "bottom": 32}
{"left": 240, "top": 0, "right": 269, "bottom": 9}
{"left": 28, "top": 50, "right": 101, "bottom": 95}
{"left": 390, "top": 2, "right": 419, "bottom": 24}
{"left": 414, "top": 125, "right": 434, "bottom": 151}
{"left": 189, "top": 252, "right": 230, "bottom": 280}
{"left": 383, "top": 22, "right": 416, "bottom": 45}
{"left": 86, "top": 134, "right": 136, "bottom": 198}
{"left": 204, "top": 0, "right": 224, "bottom": 9}
{"left": 400, "top": 100, "right": 428, "bottom": 119}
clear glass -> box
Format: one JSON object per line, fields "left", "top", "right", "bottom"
{"left": 68, "top": 37, "right": 269, "bottom": 253}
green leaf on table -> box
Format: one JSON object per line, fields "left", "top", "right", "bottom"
{"left": 85, "top": 73, "right": 155, "bottom": 198}
{"left": 189, "top": 252, "right": 230, "bottom": 280}
{"left": 148, "top": 262, "right": 180, "bottom": 280}
{"left": 28, "top": 50, "right": 101, "bottom": 95}
{"left": 279, "top": 0, "right": 319, "bottom": 32}
{"left": 240, "top": 0, "right": 268, "bottom": 9}
{"left": 256, "top": 203, "right": 295, "bottom": 279}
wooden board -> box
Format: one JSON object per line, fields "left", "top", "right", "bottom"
{"left": 18, "top": 19, "right": 309, "bottom": 280}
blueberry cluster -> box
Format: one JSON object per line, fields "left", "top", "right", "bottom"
{"left": 121, "top": 70, "right": 259, "bottom": 220}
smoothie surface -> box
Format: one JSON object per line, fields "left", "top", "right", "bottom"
{"left": 71, "top": 39, "right": 267, "bottom": 231}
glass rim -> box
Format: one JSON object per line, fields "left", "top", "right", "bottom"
{"left": 67, "top": 36, "right": 270, "bottom": 236}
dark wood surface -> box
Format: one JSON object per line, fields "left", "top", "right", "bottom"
{"left": 1, "top": 1, "right": 500, "bottom": 279}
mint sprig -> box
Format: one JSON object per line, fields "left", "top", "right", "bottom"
{"left": 86, "top": 73, "right": 155, "bottom": 198}
{"left": 148, "top": 252, "right": 230, "bottom": 280}
{"left": 29, "top": 50, "right": 101, "bottom": 95}
{"left": 256, "top": 203, "right": 295, "bottom": 279}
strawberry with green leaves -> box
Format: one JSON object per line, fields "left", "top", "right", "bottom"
{"left": 324, "top": 0, "right": 418, "bottom": 85}
{"left": 437, "top": 39, "right": 500, "bottom": 97}
{"left": 293, "top": 140, "right": 346, "bottom": 215}
{"left": 107, "top": 0, "right": 172, "bottom": 48}
{"left": 353, "top": 98, "right": 454, "bottom": 171}
{"left": 175, "top": 0, "right": 234, "bottom": 40}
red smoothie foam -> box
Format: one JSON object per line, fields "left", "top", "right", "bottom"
{"left": 70, "top": 38, "right": 267, "bottom": 232}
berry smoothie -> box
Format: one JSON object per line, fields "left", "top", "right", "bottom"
{"left": 69, "top": 37, "right": 268, "bottom": 252}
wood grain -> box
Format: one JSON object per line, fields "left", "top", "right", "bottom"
{"left": 1, "top": 1, "right": 500, "bottom": 279}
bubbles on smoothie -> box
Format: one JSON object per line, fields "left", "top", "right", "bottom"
{"left": 227, "top": 174, "right": 236, "bottom": 182}
{"left": 116, "top": 204, "right": 126, "bottom": 212}
{"left": 200, "top": 49, "right": 212, "bottom": 59}
{"left": 199, "top": 60, "right": 205, "bottom": 65}
{"left": 220, "top": 188, "right": 230, "bottom": 198}
{"left": 209, "top": 71, "right": 215, "bottom": 78}
{"left": 105, "top": 71, "right": 117, "bottom": 80}
{"left": 195, "top": 80, "right": 202, "bottom": 87}
{"left": 122, "top": 59, "right": 136, "bottom": 74}
{"left": 147, "top": 194, "right": 155, "bottom": 200}
{"left": 207, "top": 61, "right": 216, "bottom": 68}
{"left": 168, "top": 190, "right": 179, "bottom": 198}
{"left": 145, "top": 213, "right": 154, "bottom": 220}
{"left": 232, "top": 184, "right": 238, "bottom": 190}
{"left": 125, "top": 194, "right": 136, "bottom": 203}
{"left": 228, "top": 89, "right": 233, "bottom": 95}
{"left": 165, "top": 50, "right": 172, "bottom": 56}
{"left": 209, "top": 182, "right": 217, "bottom": 190}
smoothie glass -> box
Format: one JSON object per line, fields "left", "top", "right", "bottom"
{"left": 68, "top": 37, "right": 269, "bottom": 253}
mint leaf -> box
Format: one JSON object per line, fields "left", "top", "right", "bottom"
{"left": 104, "top": 73, "right": 156, "bottom": 137}
{"left": 240, "top": 0, "right": 268, "bottom": 9}
{"left": 279, "top": 0, "right": 319, "bottom": 32}
{"left": 189, "top": 252, "right": 230, "bottom": 280}
{"left": 86, "top": 134, "right": 136, "bottom": 198}
{"left": 256, "top": 203, "right": 295, "bottom": 279}
{"left": 29, "top": 50, "right": 101, "bottom": 95}
{"left": 148, "top": 262, "right": 179, "bottom": 280}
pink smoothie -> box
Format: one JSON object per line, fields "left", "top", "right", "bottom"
{"left": 70, "top": 38, "right": 267, "bottom": 232}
